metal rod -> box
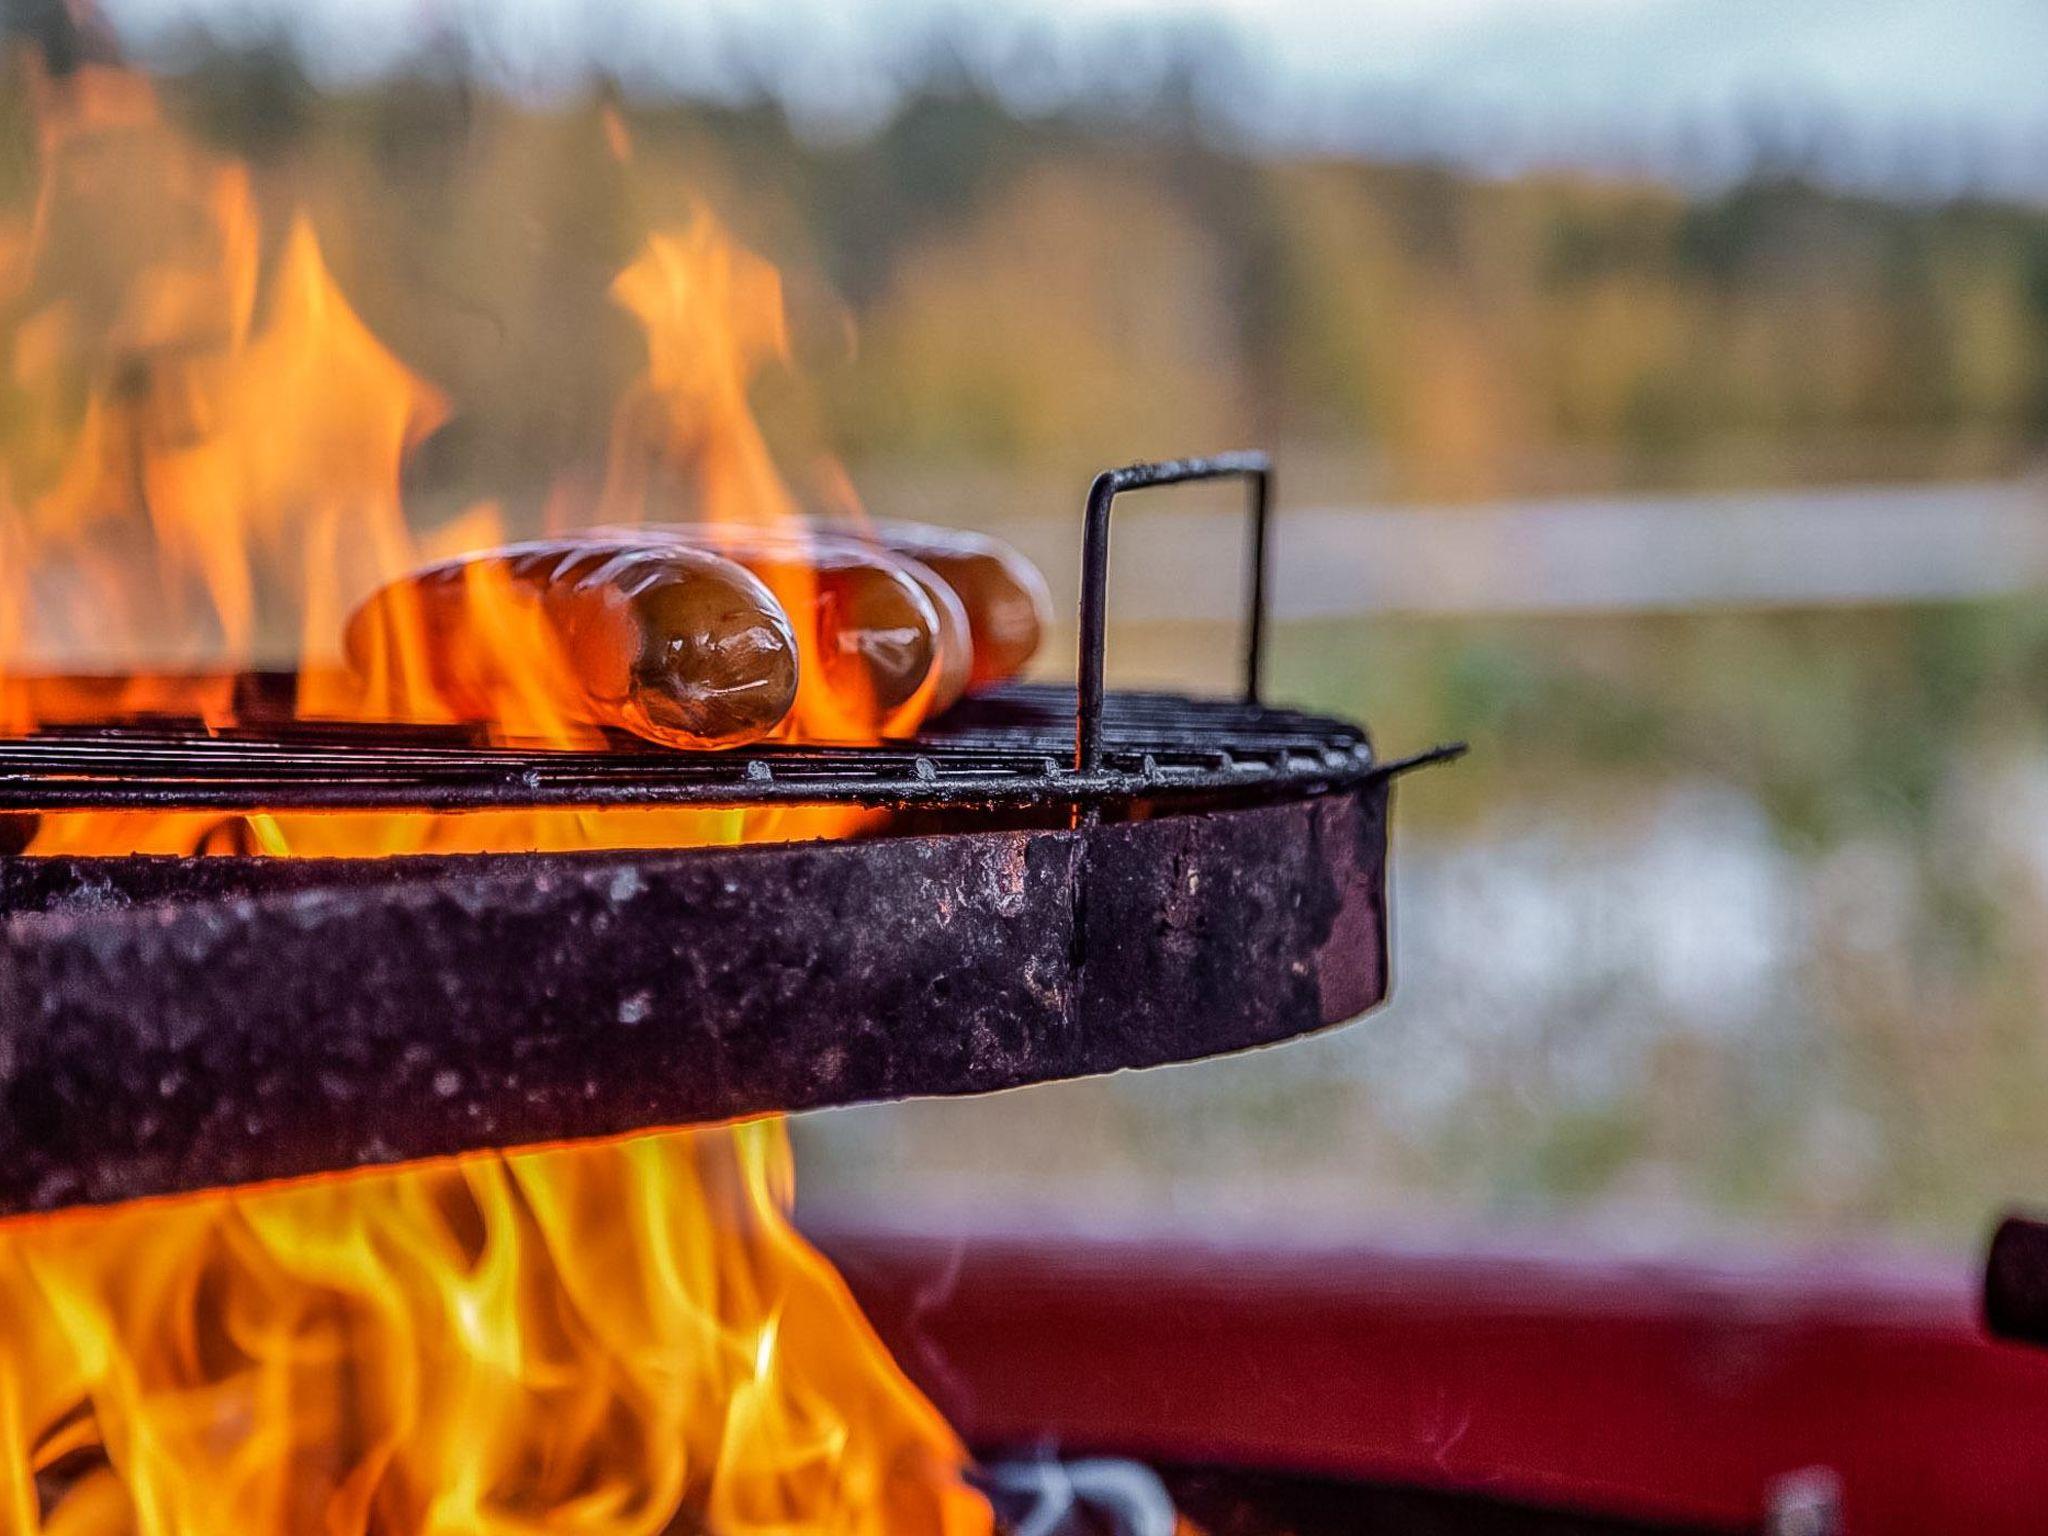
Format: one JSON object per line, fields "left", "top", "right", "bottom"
{"left": 0, "top": 684, "right": 1381, "bottom": 814}
{"left": 1076, "top": 452, "right": 1273, "bottom": 773}
{"left": 1243, "top": 461, "right": 1271, "bottom": 707}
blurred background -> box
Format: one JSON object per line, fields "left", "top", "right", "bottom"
{"left": 11, "top": 0, "right": 2048, "bottom": 1249}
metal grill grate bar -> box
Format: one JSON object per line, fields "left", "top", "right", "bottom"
{"left": 0, "top": 685, "right": 1384, "bottom": 813}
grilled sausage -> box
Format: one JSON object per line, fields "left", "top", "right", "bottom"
{"left": 845, "top": 523, "right": 1050, "bottom": 689}
{"left": 593, "top": 526, "right": 947, "bottom": 737}
{"left": 903, "top": 552, "right": 974, "bottom": 714}
{"left": 344, "top": 540, "right": 799, "bottom": 749}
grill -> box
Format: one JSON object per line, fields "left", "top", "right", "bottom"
{"left": 0, "top": 454, "right": 1455, "bottom": 1216}
{"left": 0, "top": 684, "right": 1402, "bottom": 818}
{"left": 0, "top": 452, "right": 1432, "bottom": 820}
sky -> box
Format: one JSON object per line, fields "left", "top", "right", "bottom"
{"left": 95, "top": 0, "right": 2048, "bottom": 197}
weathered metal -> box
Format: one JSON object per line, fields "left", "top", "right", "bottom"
{"left": 0, "top": 782, "right": 1390, "bottom": 1215}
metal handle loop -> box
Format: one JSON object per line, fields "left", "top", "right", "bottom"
{"left": 1075, "top": 451, "right": 1272, "bottom": 772}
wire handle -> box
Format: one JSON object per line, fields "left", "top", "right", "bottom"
{"left": 1075, "top": 451, "right": 1272, "bottom": 772}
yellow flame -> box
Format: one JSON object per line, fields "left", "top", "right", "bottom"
{"left": 602, "top": 215, "right": 797, "bottom": 535}
{"left": 0, "top": 59, "right": 266, "bottom": 717}
{"left": 2, "top": 82, "right": 939, "bottom": 831}
{"left": 0, "top": 1123, "right": 990, "bottom": 1536}
{"left": 0, "top": 69, "right": 742, "bottom": 848}
{"left": 598, "top": 213, "right": 938, "bottom": 745}
{"left": 0, "top": 52, "right": 989, "bottom": 1536}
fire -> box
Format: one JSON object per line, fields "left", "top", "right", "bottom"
{"left": 597, "top": 216, "right": 932, "bottom": 744}
{"left": 0, "top": 58, "right": 443, "bottom": 740}
{"left": 0, "top": 60, "right": 262, "bottom": 726}
{"left": 0, "top": 55, "right": 899, "bottom": 855}
{"left": 0, "top": 1123, "right": 988, "bottom": 1536}
{"left": 0, "top": 44, "right": 992, "bottom": 1536}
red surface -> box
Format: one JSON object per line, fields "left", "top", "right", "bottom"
{"left": 808, "top": 1215, "right": 2048, "bottom": 1535}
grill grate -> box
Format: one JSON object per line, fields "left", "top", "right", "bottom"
{"left": 0, "top": 685, "right": 1398, "bottom": 813}
{"left": 0, "top": 454, "right": 1458, "bottom": 818}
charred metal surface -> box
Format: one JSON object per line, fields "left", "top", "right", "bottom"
{"left": 0, "top": 785, "right": 1389, "bottom": 1215}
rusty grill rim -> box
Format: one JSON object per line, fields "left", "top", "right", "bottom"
{"left": 0, "top": 785, "right": 1396, "bottom": 1215}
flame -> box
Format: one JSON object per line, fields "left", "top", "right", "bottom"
{"left": 304, "top": 501, "right": 601, "bottom": 746}
{"left": 16, "top": 805, "right": 877, "bottom": 859}
{"left": 0, "top": 1123, "right": 989, "bottom": 1536}
{"left": 0, "top": 49, "right": 989, "bottom": 1536}
{"left": 0, "top": 65, "right": 901, "bottom": 852}
{"left": 0, "top": 61, "right": 445, "bottom": 730}
{"left": 601, "top": 216, "right": 797, "bottom": 537}
{"left": 2, "top": 70, "right": 934, "bottom": 853}
{"left": 599, "top": 214, "right": 937, "bottom": 744}
{"left": 0, "top": 61, "right": 262, "bottom": 722}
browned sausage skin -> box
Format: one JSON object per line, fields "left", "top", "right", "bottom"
{"left": 833, "top": 522, "right": 1051, "bottom": 689}
{"left": 345, "top": 539, "right": 799, "bottom": 749}
{"left": 590, "top": 525, "right": 950, "bottom": 736}
{"left": 622, "top": 518, "right": 1046, "bottom": 704}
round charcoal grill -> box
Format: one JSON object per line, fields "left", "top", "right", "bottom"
{"left": 0, "top": 456, "right": 1456, "bottom": 1217}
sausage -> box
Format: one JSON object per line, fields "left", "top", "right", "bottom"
{"left": 344, "top": 540, "right": 799, "bottom": 749}
{"left": 906, "top": 554, "right": 975, "bottom": 714}
{"left": 592, "top": 526, "right": 947, "bottom": 738}
{"left": 841, "top": 522, "right": 1051, "bottom": 689}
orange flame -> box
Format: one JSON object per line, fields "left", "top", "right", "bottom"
{"left": 0, "top": 1123, "right": 990, "bottom": 1536}
{"left": 0, "top": 67, "right": 901, "bottom": 852}
{"left": 597, "top": 213, "right": 939, "bottom": 745}
{"left": 0, "top": 50, "right": 990, "bottom": 1536}
{"left": 0, "top": 62, "right": 261, "bottom": 722}
{"left": 0, "top": 62, "right": 448, "bottom": 730}
{"left": 603, "top": 217, "right": 796, "bottom": 532}
{"left": 1, "top": 71, "right": 926, "bottom": 849}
